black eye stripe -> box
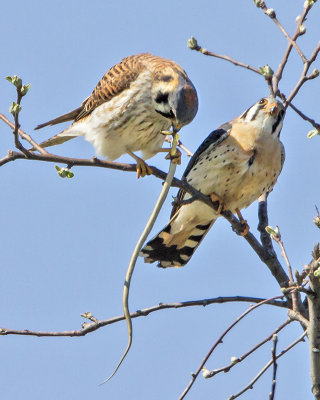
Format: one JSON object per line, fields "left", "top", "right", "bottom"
{"left": 272, "top": 110, "right": 284, "bottom": 133}
{"left": 155, "top": 92, "right": 169, "bottom": 104}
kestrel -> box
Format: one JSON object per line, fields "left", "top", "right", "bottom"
{"left": 34, "top": 53, "right": 198, "bottom": 177}
{"left": 140, "top": 96, "right": 285, "bottom": 267}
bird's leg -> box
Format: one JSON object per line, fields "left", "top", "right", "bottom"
{"left": 210, "top": 192, "right": 224, "bottom": 215}
{"left": 157, "top": 148, "right": 182, "bottom": 165}
{"left": 235, "top": 207, "right": 250, "bottom": 236}
{"left": 127, "top": 151, "right": 153, "bottom": 179}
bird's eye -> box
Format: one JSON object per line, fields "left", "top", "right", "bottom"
{"left": 259, "top": 98, "right": 267, "bottom": 105}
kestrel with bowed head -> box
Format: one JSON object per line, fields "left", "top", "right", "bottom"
{"left": 141, "top": 96, "right": 285, "bottom": 267}
{"left": 34, "top": 53, "right": 198, "bottom": 177}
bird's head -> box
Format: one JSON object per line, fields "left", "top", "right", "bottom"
{"left": 152, "top": 66, "right": 198, "bottom": 131}
{"left": 240, "top": 96, "right": 285, "bottom": 137}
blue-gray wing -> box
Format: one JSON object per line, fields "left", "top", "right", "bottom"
{"left": 171, "top": 122, "right": 232, "bottom": 218}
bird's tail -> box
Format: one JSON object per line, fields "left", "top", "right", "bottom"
{"left": 140, "top": 213, "right": 216, "bottom": 268}
{"left": 31, "top": 131, "right": 78, "bottom": 150}
{"left": 35, "top": 107, "right": 82, "bottom": 130}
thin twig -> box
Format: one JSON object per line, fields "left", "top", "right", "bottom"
{"left": 0, "top": 296, "right": 288, "bottom": 337}
{"left": 164, "top": 136, "right": 194, "bottom": 157}
{"left": 0, "top": 113, "right": 49, "bottom": 155}
{"left": 228, "top": 330, "right": 307, "bottom": 400}
{"left": 178, "top": 295, "right": 286, "bottom": 400}
{"left": 269, "top": 334, "right": 278, "bottom": 400}
{"left": 260, "top": 3, "right": 307, "bottom": 63}
{"left": 279, "top": 93, "right": 320, "bottom": 132}
{"left": 307, "top": 247, "right": 320, "bottom": 399}
{"left": 284, "top": 41, "right": 320, "bottom": 109}
{"left": 203, "top": 319, "right": 291, "bottom": 378}
{"left": 271, "top": 1, "right": 312, "bottom": 92}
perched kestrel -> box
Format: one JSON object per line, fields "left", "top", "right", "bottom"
{"left": 140, "top": 96, "right": 285, "bottom": 267}
{"left": 35, "top": 53, "right": 198, "bottom": 177}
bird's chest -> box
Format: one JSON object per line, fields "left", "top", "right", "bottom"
{"left": 83, "top": 73, "right": 171, "bottom": 159}
{"left": 186, "top": 129, "right": 282, "bottom": 212}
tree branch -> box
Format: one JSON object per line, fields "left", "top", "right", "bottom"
{"left": 0, "top": 295, "right": 288, "bottom": 337}
{"left": 202, "top": 319, "right": 291, "bottom": 379}
{"left": 307, "top": 245, "right": 320, "bottom": 399}
{"left": 228, "top": 329, "right": 307, "bottom": 400}
{"left": 178, "top": 295, "right": 286, "bottom": 400}
{"left": 269, "top": 334, "right": 278, "bottom": 400}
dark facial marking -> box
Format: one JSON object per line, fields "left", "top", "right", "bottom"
{"left": 155, "top": 109, "right": 175, "bottom": 119}
{"left": 155, "top": 92, "right": 169, "bottom": 104}
{"left": 160, "top": 75, "right": 173, "bottom": 82}
{"left": 272, "top": 110, "right": 284, "bottom": 134}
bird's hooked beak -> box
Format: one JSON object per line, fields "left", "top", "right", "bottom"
{"left": 169, "top": 78, "right": 198, "bottom": 128}
{"left": 265, "top": 102, "right": 279, "bottom": 116}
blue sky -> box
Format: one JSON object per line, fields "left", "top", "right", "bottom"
{"left": 1, "top": 1, "right": 319, "bottom": 399}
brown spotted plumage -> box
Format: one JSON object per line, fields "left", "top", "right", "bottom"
{"left": 140, "top": 96, "right": 285, "bottom": 267}
{"left": 34, "top": 53, "right": 198, "bottom": 177}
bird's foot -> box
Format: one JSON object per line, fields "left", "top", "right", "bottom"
{"left": 127, "top": 151, "right": 152, "bottom": 179}
{"left": 235, "top": 208, "right": 250, "bottom": 236}
{"left": 210, "top": 193, "right": 224, "bottom": 214}
{"left": 158, "top": 148, "right": 182, "bottom": 165}
{"left": 165, "top": 148, "right": 181, "bottom": 165}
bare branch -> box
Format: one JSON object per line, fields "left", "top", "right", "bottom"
{"left": 269, "top": 334, "right": 278, "bottom": 400}
{"left": 178, "top": 295, "right": 286, "bottom": 400}
{"left": 285, "top": 41, "right": 320, "bottom": 109}
{"left": 203, "top": 319, "right": 291, "bottom": 379}
{"left": 228, "top": 330, "right": 307, "bottom": 400}
{"left": 0, "top": 113, "right": 49, "bottom": 155}
{"left": 0, "top": 295, "right": 288, "bottom": 337}
{"left": 279, "top": 94, "right": 320, "bottom": 133}
{"left": 307, "top": 246, "right": 320, "bottom": 399}
{"left": 259, "top": 3, "right": 307, "bottom": 63}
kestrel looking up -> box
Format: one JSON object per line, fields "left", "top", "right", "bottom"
{"left": 140, "top": 96, "right": 285, "bottom": 267}
{"left": 35, "top": 53, "right": 198, "bottom": 177}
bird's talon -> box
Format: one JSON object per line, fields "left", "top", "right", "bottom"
{"left": 210, "top": 193, "right": 224, "bottom": 214}
{"left": 135, "top": 159, "right": 152, "bottom": 179}
{"left": 239, "top": 220, "right": 250, "bottom": 236}
{"left": 165, "top": 149, "right": 181, "bottom": 165}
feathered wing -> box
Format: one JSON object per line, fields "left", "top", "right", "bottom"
{"left": 34, "top": 54, "right": 148, "bottom": 149}
{"left": 140, "top": 123, "right": 232, "bottom": 268}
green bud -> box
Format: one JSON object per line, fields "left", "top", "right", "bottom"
{"left": 6, "top": 75, "right": 22, "bottom": 89}
{"left": 314, "top": 267, "right": 320, "bottom": 277}
{"left": 254, "top": 0, "right": 265, "bottom": 7}
{"left": 230, "top": 357, "right": 239, "bottom": 364}
{"left": 259, "top": 64, "right": 274, "bottom": 78}
{"left": 304, "top": 0, "right": 315, "bottom": 8}
{"left": 21, "top": 83, "right": 31, "bottom": 96}
{"left": 307, "top": 129, "right": 320, "bottom": 139}
{"left": 9, "top": 101, "right": 21, "bottom": 116}
{"left": 311, "top": 69, "right": 319, "bottom": 78}
{"left": 187, "top": 36, "right": 198, "bottom": 50}
{"left": 55, "top": 165, "right": 74, "bottom": 178}
{"left": 265, "top": 8, "right": 276, "bottom": 18}
{"left": 265, "top": 225, "right": 280, "bottom": 240}
{"left": 81, "top": 312, "right": 92, "bottom": 319}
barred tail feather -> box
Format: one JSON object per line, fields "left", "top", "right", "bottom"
{"left": 140, "top": 219, "right": 216, "bottom": 268}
